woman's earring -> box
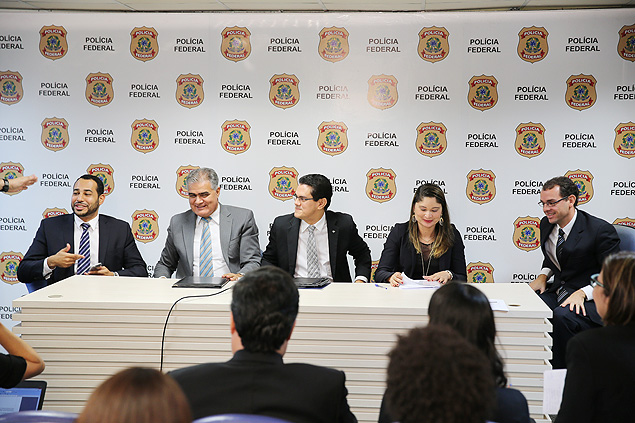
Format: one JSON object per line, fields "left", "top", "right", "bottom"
{"left": 411, "top": 215, "right": 417, "bottom": 223}
{"left": 439, "top": 217, "right": 444, "bottom": 225}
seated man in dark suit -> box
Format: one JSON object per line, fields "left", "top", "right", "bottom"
{"left": 169, "top": 266, "right": 357, "bottom": 423}
{"left": 262, "top": 173, "right": 371, "bottom": 282}
{"left": 529, "top": 176, "right": 620, "bottom": 368}
{"left": 17, "top": 174, "right": 148, "bottom": 291}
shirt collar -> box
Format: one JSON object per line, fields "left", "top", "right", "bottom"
{"left": 74, "top": 213, "right": 99, "bottom": 230}
{"left": 558, "top": 208, "right": 577, "bottom": 238}
{"left": 196, "top": 204, "right": 221, "bottom": 225}
{"left": 300, "top": 212, "right": 326, "bottom": 233}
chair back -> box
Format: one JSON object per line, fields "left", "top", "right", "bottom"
{"left": 613, "top": 224, "right": 635, "bottom": 252}
{"left": 193, "top": 414, "right": 293, "bottom": 423}
{"left": 0, "top": 411, "right": 78, "bottom": 423}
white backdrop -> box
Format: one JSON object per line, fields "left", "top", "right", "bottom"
{"left": 1, "top": 8, "right": 634, "bottom": 327}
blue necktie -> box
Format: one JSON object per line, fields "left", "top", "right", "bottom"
{"left": 76, "top": 223, "right": 91, "bottom": 275}
{"left": 199, "top": 217, "right": 214, "bottom": 277}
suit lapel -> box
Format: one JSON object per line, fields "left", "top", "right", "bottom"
{"left": 184, "top": 211, "right": 197, "bottom": 268}
{"left": 561, "top": 212, "right": 584, "bottom": 268}
{"left": 326, "top": 211, "right": 338, "bottom": 277}
{"left": 287, "top": 216, "right": 300, "bottom": 272}
{"left": 62, "top": 214, "right": 75, "bottom": 253}
{"left": 98, "top": 215, "right": 107, "bottom": 263}
{"left": 219, "top": 204, "right": 231, "bottom": 264}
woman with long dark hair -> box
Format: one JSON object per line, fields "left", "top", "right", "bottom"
{"left": 375, "top": 183, "right": 466, "bottom": 286}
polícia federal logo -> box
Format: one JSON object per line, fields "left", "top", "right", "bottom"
{"left": 268, "top": 167, "right": 299, "bottom": 201}
{"left": 515, "top": 122, "right": 546, "bottom": 158}
{"left": 318, "top": 27, "right": 349, "bottom": 62}
{"left": 130, "top": 27, "right": 159, "bottom": 61}
{"left": 221, "top": 27, "right": 251, "bottom": 62}
{"left": 416, "top": 122, "right": 447, "bottom": 157}
{"left": 39, "top": 25, "right": 68, "bottom": 60}
{"left": 269, "top": 74, "right": 300, "bottom": 109}
{"left": 87, "top": 163, "right": 115, "bottom": 196}
{"left": 517, "top": 26, "right": 548, "bottom": 63}
{"left": 367, "top": 75, "right": 398, "bottom": 110}
{"left": 175, "top": 165, "right": 200, "bottom": 198}
{"left": 0, "top": 162, "right": 25, "bottom": 197}
{"left": 565, "top": 74, "right": 597, "bottom": 111}
{"left": 614, "top": 122, "right": 635, "bottom": 158}
{"left": 512, "top": 217, "right": 541, "bottom": 251}
{"left": 617, "top": 24, "right": 635, "bottom": 62}
{"left": 41, "top": 118, "right": 70, "bottom": 152}
{"left": 131, "top": 209, "right": 159, "bottom": 243}
{"left": 131, "top": 119, "right": 159, "bottom": 154}
{"left": 42, "top": 208, "right": 68, "bottom": 219}
{"left": 467, "top": 262, "right": 494, "bottom": 283}
{"left": 176, "top": 74, "right": 204, "bottom": 108}
{"left": 85, "top": 72, "right": 114, "bottom": 107}
{"left": 1, "top": 252, "right": 23, "bottom": 285}
{"left": 466, "top": 169, "right": 496, "bottom": 205}
{"left": 221, "top": 120, "right": 251, "bottom": 154}
{"left": 468, "top": 75, "right": 498, "bottom": 111}
{"left": 317, "top": 121, "right": 348, "bottom": 156}
{"left": 366, "top": 168, "right": 397, "bottom": 203}
{"left": 418, "top": 27, "right": 449, "bottom": 63}
{"left": 565, "top": 169, "right": 594, "bottom": 205}
{"left": 0, "top": 71, "right": 23, "bottom": 105}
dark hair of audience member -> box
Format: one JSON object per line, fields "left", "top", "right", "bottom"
{"left": 428, "top": 282, "right": 507, "bottom": 387}
{"left": 76, "top": 174, "right": 105, "bottom": 196}
{"left": 542, "top": 176, "right": 579, "bottom": 207}
{"left": 386, "top": 325, "right": 494, "bottom": 423}
{"left": 76, "top": 367, "right": 191, "bottom": 423}
{"left": 298, "top": 173, "right": 333, "bottom": 210}
{"left": 600, "top": 251, "right": 635, "bottom": 326}
{"left": 231, "top": 266, "right": 299, "bottom": 353}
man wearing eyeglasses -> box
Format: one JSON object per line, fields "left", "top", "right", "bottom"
{"left": 529, "top": 176, "right": 620, "bottom": 368}
{"left": 154, "top": 167, "right": 260, "bottom": 280}
{"left": 262, "top": 173, "right": 371, "bottom": 283}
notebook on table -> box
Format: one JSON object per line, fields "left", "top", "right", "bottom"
{"left": 293, "top": 277, "right": 331, "bottom": 288}
{"left": 172, "top": 276, "right": 229, "bottom": 288}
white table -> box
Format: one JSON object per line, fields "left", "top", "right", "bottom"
{"left": 13, "top": 276, "right": 552, "bottom": 422}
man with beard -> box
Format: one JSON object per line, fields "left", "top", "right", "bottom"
{"left": 18, "top": 174, "right": 147, "bottom": 292}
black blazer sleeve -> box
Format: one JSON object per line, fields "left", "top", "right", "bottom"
{"left": 261, "top": 216, "right": 286, "bottom": 270}
{"left": 101, "top": 216, "right": 148, "bottom": 277}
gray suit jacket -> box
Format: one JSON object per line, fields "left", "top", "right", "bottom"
{"left": 153, "top": 204, "right": 260, "bottom": 278}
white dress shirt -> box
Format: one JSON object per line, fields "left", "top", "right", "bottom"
{"left": 294, "top": 213, "right": 332, "bottom": 279}
{"left": 192, "top": 206, "right": 230, "bottom": 277}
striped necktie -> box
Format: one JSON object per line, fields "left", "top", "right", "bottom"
{"left": 307, "top": 225, "right": 320, "bottom": 278}
{"left": 199, "top": 217, "right": 214, "bottom": 277}
{"left": 76, "top": 223, "right": 91, "bottom": 275}
{"left": 556, "top": 228, "right": 565, "bottom": 264}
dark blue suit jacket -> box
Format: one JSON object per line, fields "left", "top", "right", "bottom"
{"left": 17, "top": 213, "right": 147, "bottom": 289}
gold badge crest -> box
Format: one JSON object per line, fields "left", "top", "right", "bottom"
{"left": 221, "top": 120, "right": 251, "bottom": 155}
{"left": 131, "top": 209, "right": 159, "bottom": 243}
{"left": 317, "top": 121, "right": 348, "bottom": 156}
{"left": 617, "top": 24, "right": 635, "bottom": 62}
{"left": 370, "top": 259, "right": 379, "bottom": 283}
{"left": 41, "top": 117, "right": 70, "bottom": 152}
{"left": 42, "top": 208, "right": 68, "bottom": 219}
{"left": 318, "top": 27, "right": 350, "bottom": 62}
{"left": 268, "top": 167, "right": 299, "bottom": 201}
{"left": 418, "top": 27, "right": 450, "bottom": 63}
{"left": 366, "top": 168, "right": 397, "bottom": 203}
{"left": 515, "top": 122, "right": 546, "bottom": 158}
{"left": 613, "top": 217, "right": 635, "bottom": 228}
{"left": 367, "top": 74, "right": 398, "bottom": 110}
{"left": 466, "top": 169, "right": 496, "bottom": 205}
{"left": 0, "top": 162, "right": 25, "bottom": 197}
{"left": 468, "top": 75, "right": 498, "bottom": 111}
{"left": 467, "top": 262, "right": 494, "bottom": 283}
{"left": 614, "top": 122, "right": 635, "bottom": 159}
{"left": 565, "top": 169, "right": 594, "bottom": 205}
{"left": 221, "top": 26, "right": 251, "bottom": 62}
{"left": 131, "top": 119, "right": 159, "bottom": 154}
{"left": 517, "top": 26, "right": 549, "bottom": 63}
{"left": 512, "top": 216, "right": 541, "bottom": 252}
{"left": 0, "top": 71, "right": 24, "bottom": 105}
{"left": 87, "top": 163, "right": 115, "bottom": 196}
{"left": 85, "top": 72, "right": 114, "bottom": 107}
{"left": 416, "top": 122, "right": 447, "bottom": 157}
{"left": 39, "top": 25, "right": 68, "bottom": 60}
{"left": 1, "top": 251, "right": 23, "bottom": 285}
{"left": 130, "top": 27, "right": 159, "bottom": 62}
{"left": 175, "top": 165, "right": 200, "bottom": 198}
{"left": 176, "top": 74, "right": 204, "bottom": 108}
{"left": 269, "top": 74, "right": 300, "bottom": 109}
{"left": 565, "top": 74, "right": 597, "bottom": 111}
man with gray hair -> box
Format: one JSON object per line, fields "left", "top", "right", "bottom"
{"left": 154, "top": 168, "right": 260, "bottom": 279}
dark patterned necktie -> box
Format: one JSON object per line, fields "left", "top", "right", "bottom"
{"left": 556, "top": 228, "right": 565, "bottom": 264}
{"left": 76, "top": 223, "right": 91, "bottom": 275}
{"left": 307, "top": 225, "right": 320, "bottom": 278}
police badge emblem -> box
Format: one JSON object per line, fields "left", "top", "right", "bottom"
{"left": 0, "top": 252, "right": 23, "bottom": 285}
{"left": 42, "top": 208, "right": 68, "bottom": 219}
{"left": 221, "top": 27, "right": 251, "bottom": 62}
{"left": 268, "top": 167, "right": 299, "bottom": 201}
{"left": 617, "top": 24, "right": 635, "bottom": 62}
{"left": 512, "top": 216, "right": 541, "bottom": 252}
{"left": 367, "top": 75, "right": 398, "bottom": 110}
{"left": 0, "top": 71, "right": 24, "bottom": 105}
{"left": 468, "top": 75, "right": 498, "bottom": 111}
{"left": 176, "top": 74, "right": 204, "bottom": 108}
{"left": 41, "top": 118, "right": 70, "bottom": 152}
{"left": 269, "top": 74, "right": 300, "bottom": 109}
{"left": 517, "top": 26, "right": 549, "bottom": 63}
{"left": 416, "top": 122, "right": 447, "bottom": 157}
{"left": 466, "top": 169, "right": 496, "bottom": 205}
{"left": 221, "top": 120, "right": 251, "bottom": 155}
{"left": 418, "top": 27, "right": 450, "bottom": 63}
{"left": 85, "top": 72, "right": 114, "bottom": 107}
{"left": 614, "top": 122, "right": 635, "bottom": 159}
{"left": 131, "top": 209, "right": 159, "bottom": 243}
{"left": 614, "top": 218, "right": 635, "bottom": 228}
{"left": 130, "top": 27, "right": 159, "bottom": 61}
{"left": 87, "top": 163, "right": 115, "bottom": 196}
{"left": 0, "top": 162, "right": 25, "bottom": 197}
{"left": 366, "top": 168, "right": 397, "bottom": 203}
{"left": 515, "top": 122, "right": 546, "bottom": 159}
{"left": 317, "top": 121, "right": 348, "bottom": 156}
{"left": 39, "top": 25, "right": 68, "bottom": 60}
{"left": 565, "top": 74, "right": 597, "bottom": 111}
{"left": 131, "top": 119, "right": 159, "bottom": 154}
{"left": 565, "top": 170, "right": 594, "bottom": 205}
{"left": 318, "top": 27, "right": 350, "bottom": 62}
{"left": 467, "top": 262, "right": 495, "bottom": 283}
{"left": 175, "top": 165, "right": 200, "bottom": 198}
{"left": 370, "top": 260, "right": 379, "bottom": 283}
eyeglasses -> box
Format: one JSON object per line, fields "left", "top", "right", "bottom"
{"left": 538, "top": 197, "right": 568, "bottom": 208}
{"left": 293, "top": 194, "right": 315, "bottom": 203}
{"left": 590, "top": 273, "right": 604, "bottom": 288}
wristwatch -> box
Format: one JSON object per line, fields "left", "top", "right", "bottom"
{"left": 1, "top": 178, "right": 9, "bottom": 192}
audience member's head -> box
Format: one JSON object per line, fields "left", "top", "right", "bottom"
{"left": 595, "top": 251, "right": 635, "bottom": 326}
{"left": 76, "top": 367, "right": 191, "bottom": 423}
{"left": 386, "top": 325, "right": 495, "bottom": 423}
{"left": 428, "top": 282, "right": 506, "bottom": 386}
{"left": 231, "top": 266, "right": 299, "bottom": 354}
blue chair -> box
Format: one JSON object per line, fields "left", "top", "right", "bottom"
{"left": 613, "top": 224, "right": 635, "bottom": 252}
{"left": 0, "top": 411, "right": 78, "bottom": 423}
{"left": 193, "top": 414, "right": 293, "bottom": 423}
